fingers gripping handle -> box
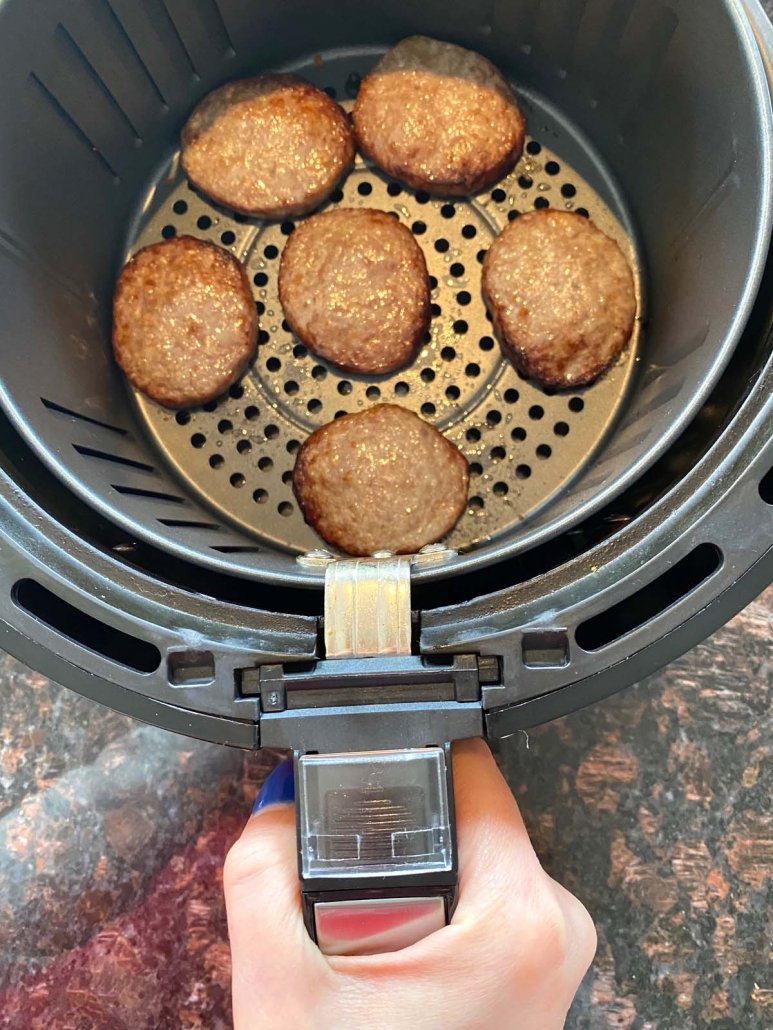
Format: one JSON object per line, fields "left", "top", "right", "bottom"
{"left": 296, "top": 746, "right": 458, "bottom": 956}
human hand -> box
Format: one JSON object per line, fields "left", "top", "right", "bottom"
{"left": 224, "top": 739, "right": 596, "bottom": 1030}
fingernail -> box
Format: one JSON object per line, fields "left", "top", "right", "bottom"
{"left": 253, "top": 757, "right": 295, "bottom": 813}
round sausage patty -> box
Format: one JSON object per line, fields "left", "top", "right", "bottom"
{"left": 181, "top": 75, "right": 354, "bottom": 219}
{"left": 482, "top": 210, "right": 637, "bottom": 389}
{"left": 113, "top": 236, "right": 258, "bottom": 409}
{"left": 293, "top": 405, "right": 469, "bottom": 556}
{"left": 353, "top": 36, "right": 525, "bottom": 196}
{"left": 278, "top": 208, "right": 430, "bottom": 374}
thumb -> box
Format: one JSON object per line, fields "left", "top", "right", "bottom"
{"left": 224, "top": 759, "right": 329, "bottom": 1023}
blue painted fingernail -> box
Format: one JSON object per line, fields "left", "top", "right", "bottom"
{"left": 253, "top": 758, "right": 295, "bottom": 813}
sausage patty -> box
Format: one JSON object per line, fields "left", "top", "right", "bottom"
{"left": 482, "top": 210, "right": 637, "bottom": 389}
{"left": 181, "top": 75, "right": 355, "bottom": 219}
{"left": 353, "top": 36, "right": 525, "bottom": 196}
{"left": 293, "top": 405, "right": 469, "bottom": 556}
{"left": 113, "top": 236, "right": 258, "bottom": 409}
{"left": 278, "top": 208, "right": 430, "bottom": 374}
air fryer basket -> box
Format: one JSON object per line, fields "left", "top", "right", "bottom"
{"left": 1, "top": 0, "right": 773, "bottom": 749}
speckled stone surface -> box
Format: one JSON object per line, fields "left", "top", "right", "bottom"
{"left": 2, "top": 585, "right": 773, "bottom": 1028}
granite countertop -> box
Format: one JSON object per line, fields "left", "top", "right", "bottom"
{"left": 1, "top": 584, "right": 772, "bottom": 1029}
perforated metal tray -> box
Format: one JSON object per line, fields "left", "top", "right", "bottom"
{"left": 128, "top": 54, "right": 644, "bottom": 561}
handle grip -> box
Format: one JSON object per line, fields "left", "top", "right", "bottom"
{"left": 295, "top": 746, "right": 457, "bottom": 956}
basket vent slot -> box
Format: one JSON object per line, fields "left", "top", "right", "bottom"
{"left": 13, "top": 579, "right": 160, "bottom": 673}
{"left": 575, "top": 543, "right": 721, "bottom": 652}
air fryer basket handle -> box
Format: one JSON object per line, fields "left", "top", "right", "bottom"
{"left": 294, "top": 745, "right": 458, "bottom": 956}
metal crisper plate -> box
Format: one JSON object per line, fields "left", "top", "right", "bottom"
{"left": 129, "top": 52, "right": 644, "bottom": 560}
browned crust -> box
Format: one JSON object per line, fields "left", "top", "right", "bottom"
{"left": 292, "top": 405, "right": 469, "bottom": 555}
{"left": 181, "top": 74, "right": 355, "bottom": 219}
{"left": 277, "top": 208, "right": 431, "bottom": 374}
{"left": 482, "top": 210, "right": 636, "bottom": 389}
{"left": 112, "top": 235, "right": 258, "bottom": 409}
{"left": 352, "top": 37, "right": 526, "bottom": 196}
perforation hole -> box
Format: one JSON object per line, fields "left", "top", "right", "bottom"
{"left": 529, "top": 405, "right": 544, "bottom": 420}
{"left": 366, "top": 385, "right": 381, "bottom": 400}
{"left": 527, "top": 140, "right": 542, "bottom": 155}
{"left": 264, "top": 245, "right": 278, "bottom": 259}
{"left": 266, "top": 357, "right": 281, "bottom": 372}
{"left": 554, "top": 421, "right": 570, "bottom": 436}
{"left": 287, "top": 439, "right": 300, "bottom": 454}
{"left": 431, "top": 303, "right": 442, "bottom": 317}
{"left": 576, "top": 208, "right": 590, "bottom": 218}
{"left": 462, "top": 224, "right": 477, "bottom": 239}
{"left": 293, "top": 344, "right": 307, "bottom": 359}
{"left": 387, "top": 182, "right": 402, "bottom": 196}
{"left": 435, "top": 238, "right": 449, "bottom": 253}
{"left": 518, "top": 176, "right": 533, "bottom": 190}
{"left": 245, "top": 406, "right": 259, "bottom": 420}
{"left": 491, "top": 189, "right": 506, "bottom": 203}
{"left": 469, "top": 462, "right": 483, "bottom": 477}
{"left": 457, "top": 291, "right": 471, "bottom": 306}
{"left": 454, "top": 320, "right": 469, "bottom": 335}
{"left": 173, "top": 200, "right": 188, "bottom": 215}
{"left": 429, "top": 275, "right": 438, "bottom": 290}
{"left": 450, "top": 263, "right": 465, "bottom": 278}
{"left": 469, "top": 496, "right": 484, "bottom": 511}
{"left": 218, "top": 419, "right": 232, "bottom": 434}
{"left": 330, "top": 188, "right": 344, "bottom": 203}
{"left": 493, "top": 482, "right": 509, "bottom": 496}
{"left": 465, "top": 363, "right": 480, "bottom": 377}
{"left": 394, "top": 381, "right": 409, "bottom": 396}
{"left": 264, "top": 424, "right": 279, "bottom": 440}
{"left": 466, "top": 427, "right": 481, "bottom": 443}
{"left": 545, "top": 161, "right": 560, "bottom": 175}
{"left": 534, "top": 197, "right": 550, "bottom": 210}
{"left": 230, "top": 472, "right": 245, "bottom": 487}
{"left": 421, "top": 368, "right": 435, "bottom": 383}
{"left": 253, "top": 488, "right": 268, "bottom": 503}
{"left": 209, "top": 454, "right": 224, "bottom": 469}
{"left": 236, "top": 439, "right": 251, "bottom": 454}
{"left": 561, "top": 184, "right": 577, "bottom": 199}
{"left": 441, "top": 203, "right": 456, "bottom": 218}
{"left": 258, "top": 456, "right": 273, "bottom": 471}
{"left": 203, "top": 400, "right": 217, "bottom": 412}
{"left": 508, "top": 210, "right": 520, "bottom": 222}
{"left": 258, "top": 330, "right": 270, "bottom": 344}
{"left": 441, "top": 347, "right": 456, "bottom": 362}
{"left": 446, "top": 386, "right": 460, "bottom": 401}
{"left": 516, "top": 464, "right": 532, "bottom": 479}
{"left": 176, "top": 411, "right": 190, "bottom": 426}
{"left": 569, "top": 397, "right": 585, "bottom": 412}
{"left": 338, "top": 381, "right": 353, "bottom": 396}
{"left": 312, "top": 365, "right": 327, "bottom": 380}
{"left": 280, "top": 221, "right": 295, "bottom": 235}
{"left": 504, "top": 389, "right": 519, "bottom": 403}
{"left": 479, "top": 336, "right": 494, "bottom": 351}
{"left": 191, "top": 433, "right": 206, "bottom": 448}
{"left": 536, "top": 444, "right": 552, "bottom": 459}
{"left": 307, "top": 398, "right": 322, "bottom": 414}
{"left": 221, "top": 230, "right": 236, "bottom": 246}
{"left": 254, "top": 272, "right": 268, "bottom": 287}
{"left": 358, "top": 181, "right": 373, "bottom": 196}
{"left": 197, "top": 215, "right": 211, "bottom": 230}
{"left": 162, "top": 225, "right": 176, "bottom": 239}
{"left": 491, "top": 446, "right": 506, "bottom": 460}
{"left": 487, "top": 411, "right": 502, "bottom": 426}
{"left": 421, "top": 402, "right": 436, "bottom": 417}
{"left": 412, "top": 221, "right": 427, "bottom": 235}
{"left": 282, "top": 470, "right": 293, "bottom": 484}
{"left": 477, "top": 249, "right": 488, "bottom": 263}
{"left": 511, "top": 427, "right": 527, "bottom": 441}
{"left": 415, "top": 190, "right": 430, "bottom": 204}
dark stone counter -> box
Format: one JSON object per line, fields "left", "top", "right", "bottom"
{"left": 1, "top": 586, "right": 772, "bottom": 1028}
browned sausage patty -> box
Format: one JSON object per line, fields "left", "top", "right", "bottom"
{"left": 293, "top": 405, "right": 469, "bottom": 556}
{"left": 113, "top": 236, "right": 258, "bottom": 409}
{"left": 353, "top": 36, "right": 525, "bottom": 196}
{"left": 181, "top": 75, "right": 355, "bottom": 219}
{"left": 482, "top": 210, "right": 637, "bottom": 389}
{"left": 278, "top": 209, "right": 430, "bottom": 374}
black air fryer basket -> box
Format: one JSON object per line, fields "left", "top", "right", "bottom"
{"left": 2, "top": 0, "right": 773, "bottom": 759}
